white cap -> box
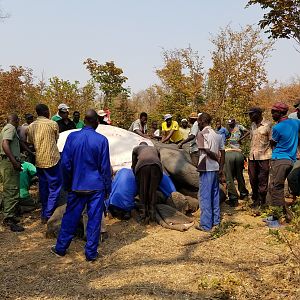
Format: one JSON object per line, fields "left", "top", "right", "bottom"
{"left": 198, "top": 112, "right": 202, "bottom": 117}
{"left": 98, "top": 109, "right": 107, "bottom": 117}
{"left": 58, "top": 103, "right": 70, "bottom": 112}
{"left": 181, "top": 118, "right": 188, "bottom": 122}
{"left": 164, "top": 114, "right": 172, "bottom": 121}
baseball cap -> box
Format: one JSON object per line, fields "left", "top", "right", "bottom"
{"left": 271, "top": 102, "right": 289, "bottom": 112}
{"left": 228, "top": 118, "right": 235, "bottom": 125}
{"left": 164, "top": 114, "right": 172, "bottom": 121}
{"left": 98, "top": 109, "right": 107, "bottom": 117}
{"left": 244, "top": 107, "right": 262, "bottom": 114}
{"left": 181, "top": 118, "right": 188, "bottom": 123}
{"left": 189, "top": 112, "right": 198, "bottom": 119}
{"left": 58, "top": 103, "right": 70, "bottom": 112}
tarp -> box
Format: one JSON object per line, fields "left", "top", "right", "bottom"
{"left": 57, "top": 125, "right": 153, "bottom": 171}
{"left": 106, "top": 168, "right": 137, "bottom": 211}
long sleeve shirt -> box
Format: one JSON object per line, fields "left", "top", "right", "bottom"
{"left": 61, "top": 126, "right": 112, "bottom": 194}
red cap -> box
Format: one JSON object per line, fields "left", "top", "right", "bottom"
{"left": 271, "top": 102, "right": 289, "bottom": 112}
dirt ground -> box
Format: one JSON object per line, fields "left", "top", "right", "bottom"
{"left": 1, "top": 196, "right": 300, "bottom": 300}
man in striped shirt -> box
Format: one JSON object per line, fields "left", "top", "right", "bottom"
{"left": 27, "top": 104, "right": 62, "bottom": 223}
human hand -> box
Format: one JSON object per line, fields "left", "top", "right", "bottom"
{"left": 12, "top": 161, "right": 22, "bottom": 172}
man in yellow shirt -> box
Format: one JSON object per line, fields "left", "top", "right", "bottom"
{"left": 161, "top": 114, "right": 183, "bottom": 144}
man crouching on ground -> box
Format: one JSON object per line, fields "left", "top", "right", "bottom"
{"left": 196, "top": 113, "right": 225, "bottom": 231}
{"left": 51, "top": 109, "right": 112, "bottom": 262}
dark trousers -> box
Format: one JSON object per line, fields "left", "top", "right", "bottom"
{"left": 287, "top": 160, "right": 300, "bottom": 196}
{"left": 55, "top": 191, "right": 105, "bottom": 260}
{"left": 136, "top": 165, "right": 162, "bottom": 220}
{"left": 268, "top": 159, "right": 293, "bottom": 206}
{"left": 37, "top": 162, "right": 62, "bottom": 219}
{"left": 224, "top": 151, "right": 248, "bottom": 201}
{"left": 248, "top": 159, "right": 270, "bottom": 205}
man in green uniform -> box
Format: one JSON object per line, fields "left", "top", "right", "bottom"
{"left": 0, "top": 114, "right": 24, "bottom": 232}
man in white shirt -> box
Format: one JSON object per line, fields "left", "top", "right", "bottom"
{"left": 128, "top": 112, "right": 148, "bottom": 138}
{"left": 196, "top": 112, "right": 225, "bottom": 231}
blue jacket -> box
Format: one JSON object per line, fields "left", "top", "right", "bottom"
{"left": 61, "top": 126, "right": 112, "bottom": 194}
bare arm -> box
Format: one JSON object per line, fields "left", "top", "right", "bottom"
{"left": 131, "top": 148, "right": 138, "bottom": 172}
{"left": 134, "top": 129, "right": 149, "bottom": 139}
{"left": 161, "top": 130, "right": 175, "bottom": 143}
{"left": 238, "top": 131, "right": 250, "bottom": 142}
{"left": 2, "top": 140, "right": 22, "bottom": 171}
{"left": 178, "top": 134, "right": 195, "bottom": 148}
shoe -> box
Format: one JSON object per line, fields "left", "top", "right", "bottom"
{"left": 86, "top": 252, "right": 99, "bottom": 262}
{"left": 262, "top": 216, "right": 277, "bottom": 222}
{"left": 240, "top": 193, "right": 249, "bottom": 200}
{"left": 195, "top": 225, "right": 211, "bottom": 232}
{"left": 225, "top": 199, "right": 239, "bottom": 207}
{"left": 266, "top": 220, "right": 281, "bottom": 228}
{"left": 50, "top": 245, "right": 65, "bottom": 257}
{"left": 3, "top": 218, "right": 25, "bottom": 232}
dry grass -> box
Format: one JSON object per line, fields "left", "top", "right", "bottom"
{"left": 1, "top": 199, "right": 300, "bottom": 300}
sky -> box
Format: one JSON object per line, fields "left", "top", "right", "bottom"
{"left": 1, "top": 0, "right": 299, "bottom": 93}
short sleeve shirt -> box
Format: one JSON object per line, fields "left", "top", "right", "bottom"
{"left": 249, "top": 119, "right": 272, "bottom": 161}
{"left": 129, "top": 119, "right": 147, "bottom": 134}
{"left": 228, "top": 124, "right": 246, "bottom": 149}
{"left": 272, "top": 118, "right": 300, "bottom": 161}
{"left": 161, "top": 121, "right": 183, "bottom": 143}
{"left": 179, "top": 127, "right": 190, "bottom": 140}
{"left": 197, "top": 126, "right": 224, "bottom": 171}
{"left": 74, "top": 120, "right": 85, "bottom": 129}
{"left": 0, "top": 123, "right": 20, "bottom": 158}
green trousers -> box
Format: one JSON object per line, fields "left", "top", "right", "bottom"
{"left": 0, "top": 159, "right": 20, "bottom": 219}
{"left": 224, "top": 151, "right": 249, "bottom": 201}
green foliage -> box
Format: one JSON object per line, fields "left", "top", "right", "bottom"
{"left": 84, "top": 58, "right": 129, "bottom": 108}
{"left": 211, "top": 221, "right": 240, "bottom": 239}
{"left": 155, "top": 46, "right": 204, "bottom": 118}
{"left": 206, "top": 25, "right": 273, "bottom": 124}
{"left": 246, "top": 0, "right": 300, "bottom": 47}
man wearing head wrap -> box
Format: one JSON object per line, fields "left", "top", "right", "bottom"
{"left": 267, "top": 102, "right": 300, "bottom": 222}
{"left": 179, "top": 118, "right": 190, "bottom": 140}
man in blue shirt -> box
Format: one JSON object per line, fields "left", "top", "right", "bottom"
{"left": 51, "top": 109, "right": 112, "bottom": 262}
{"left": 215, "top": 118, "right": 229, "bottom": 145}
{"left": 268, "top": 102, "right": 300, "bottom": 217}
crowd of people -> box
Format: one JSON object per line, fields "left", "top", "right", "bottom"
{"left": 0, "top": 99, "right": 300, "bottom": 261}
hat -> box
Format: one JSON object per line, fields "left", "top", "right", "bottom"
{"left": 198, "top": 112, "right": 202, "bottom": 117}
{"left": 244, "top": 107, "right": 263, "bottom": 114}
{"left": 181, "top": 118, "right": 188, "bottom": 123}
{"left": 228, "top": 118, "right": 235, "bottom": 124}
{"left": 58, "top": 103, "right": 70, "bottom": 112}
{"left": 271, "top": 102, "right": 289, "bottom": 112}
{"left": 164, "top": 114, "right": 172, "bottom": 121}
{"left": 98, "top": 109, "right": 107, "bottom": 117}
{"left": 189, "top": 112, "right": 198, "bottom": 119}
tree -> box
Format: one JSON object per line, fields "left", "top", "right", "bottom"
{"left": 246, "top": 0, "right": 300, "bottom": 48}
{"left": 155, "top": 46, "right": 204, "bottom": 119}
{"left": 206, "top": 25, "right": 273, "bottom": 124}
{"left": 84, "top": 58, "right": 129, "bottom": 108}
{"left": 44, "top": 77, "right": 96, "bottom": 115}
{"left": 0, "top": 66, "right": 43, "bottom": 125}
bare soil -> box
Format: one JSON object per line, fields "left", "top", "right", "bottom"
{"left": 1, "top": 198, "right": 300, "bottom": 300}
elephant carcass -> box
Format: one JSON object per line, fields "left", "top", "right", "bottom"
{"left": 156, "top": 144, "right": 199, "bottom": 191}
{"left": 57, "top": 125, "right": 153, "bottom": 171}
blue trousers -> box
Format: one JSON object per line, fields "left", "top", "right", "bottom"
{"left": 37, "top": 162, "right": 62, "bottom": 219}
{"left": 199, "top": 171, "right": 220, "bottom": 231}
{"left": 55, "top": 191, "right": 105, "bottom": 260}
